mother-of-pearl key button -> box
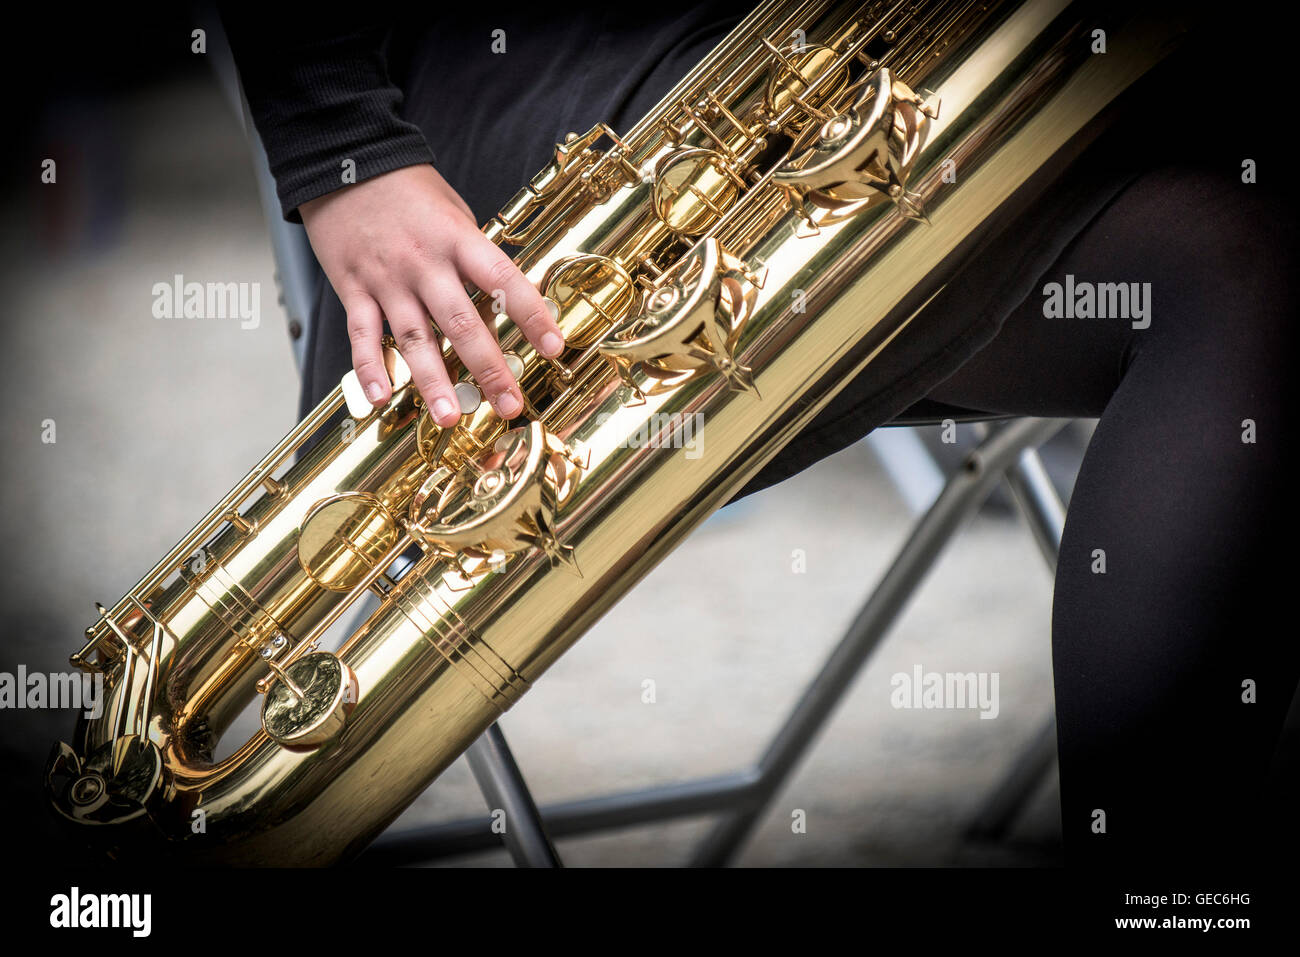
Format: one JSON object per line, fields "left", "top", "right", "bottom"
{"left": 340, "top": 370, "right": 373, "bottom": 419}
{"left": 454, "top": 381, "right": 482, "bottom": 415}
{"left": 503, "top": 353, "right": 525, "bottom": 380}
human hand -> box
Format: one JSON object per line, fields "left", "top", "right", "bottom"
{"left": 299, "top": 164, "right": 564, "bottom": 427}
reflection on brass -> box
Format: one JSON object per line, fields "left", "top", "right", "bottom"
{"left": 48, "top": 0, "right": 1186, "bottom": 864}
{"left": 652, "top": 149, "right": 741, "bottom": 235}
{"left": 765, "top": 42, "right": 851, "bottom": 116}
{"left": 600, "top": 237, "right": 758, "bottom": 394}
{"left": 297, "top": 493, "right": 399, "bottom": 592}
{"left": 775, "top": 66, "right": 934, "bottom": 219}
{"left": 415, "top": 422, "right": 583, "bottom": 576}
{"left": 542, "top": 254, "right": 637, "bottom": 348}
{"left": 46, "top": 735, "right": 162, "bottom": 826}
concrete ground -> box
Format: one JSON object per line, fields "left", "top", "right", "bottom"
{"left": 1, "top": 76, "right": 1067, "bottom": 866}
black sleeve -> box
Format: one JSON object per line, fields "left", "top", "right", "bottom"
{"left": 219, "top": 7, "right": 434, "bottom": 223}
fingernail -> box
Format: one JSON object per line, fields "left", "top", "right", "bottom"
{"left": 364, "top": 381, "right": 385, "bottom": 403}
{"left": 540, "top": 331, "right": 564, "bottom": 357}
{"left": 494, "top": 392, "right": 522, "bottom": 417}
{"left": 432, "top": 397, "right": 456, "bottom": 422}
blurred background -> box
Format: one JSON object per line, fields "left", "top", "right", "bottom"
{"left": 0, "top": 4, "right": 1090, "bottom": 866}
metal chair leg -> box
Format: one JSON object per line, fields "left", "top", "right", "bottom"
{"left": 465, "top": 724, "right": 562, "bottom": 867}
{"left": 1003, "top": 444, "right": 1067, "bottom": 573}
{"left": 962, "top": 443, "right": 1068, "bottom": 841}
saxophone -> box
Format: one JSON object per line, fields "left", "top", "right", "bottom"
{"left": 46, "top": 0, "right": 1182, "bottom": 864}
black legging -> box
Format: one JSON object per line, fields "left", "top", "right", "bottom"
{"left": 300, "top": 11, "right": 1299, "bottom": 867}
{"left": 928, "top": 166, "right": 1297, "bottom": 867}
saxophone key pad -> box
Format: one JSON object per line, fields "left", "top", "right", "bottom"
{"left": 599, "top": 237, "right": 759, "bottom": 396}
{"left": 261, "top": 651, "right": 359, "bottom": 750}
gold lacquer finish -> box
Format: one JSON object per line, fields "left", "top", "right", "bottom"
{"left": 47, "top": 0, "right": 1186, "bottom": 864}
{"left": 298, "top": 493, "right": 401, "bottom": 591}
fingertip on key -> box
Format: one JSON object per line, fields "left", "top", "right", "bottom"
{"left": 432, "top": 396, "right": 457, "bottom": 425}
{"left": 540, "top": 331, "right": 565, "bottom": 358}
{"left": 494, "top": 392, "right": 522, "bottom": 418}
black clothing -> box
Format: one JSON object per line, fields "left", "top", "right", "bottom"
{"left": 221, "top": 3, "right": 753, "bottom": 223}
{"left": 221, "top": 10, "right": 434, "bottom": 223}
{"left": 934, "top": 167, "right": 1297, "bottom": 867}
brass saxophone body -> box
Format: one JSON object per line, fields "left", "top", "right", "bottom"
{"left": 47, "top": 0, "right": 1182, "bottom": 864}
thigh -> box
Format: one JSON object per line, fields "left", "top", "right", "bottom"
{"left": 926, "top": 165, "right": 1295, "bottom": 419}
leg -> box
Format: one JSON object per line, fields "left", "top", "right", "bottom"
{"left": 930, "top": 166, "right": 1298, "bottom": 866}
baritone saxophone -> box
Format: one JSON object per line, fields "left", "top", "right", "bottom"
{"left": 47, "top": 0, "right": 1185, "bottom": 864}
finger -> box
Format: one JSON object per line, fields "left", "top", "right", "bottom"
{"left": 456, "top": 235, "right": 565, "bottom": 359}
{"left": 343, "top": 293, "right": 391, "bottom": 407}
{"left": 419, "top": 274, "right": 523, "bottom": 419}
{"left": 381, "top": 292, "right": 462, "bottom": 428}
{"left": 461, "top": 278, "right": 499, "bottom": 345}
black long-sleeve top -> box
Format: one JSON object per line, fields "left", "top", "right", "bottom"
{"left": 221, "top": 7, "right": 435, "bottom": 222}
{"left": 220, "top": 4, "right": 754, "bottom": 224}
